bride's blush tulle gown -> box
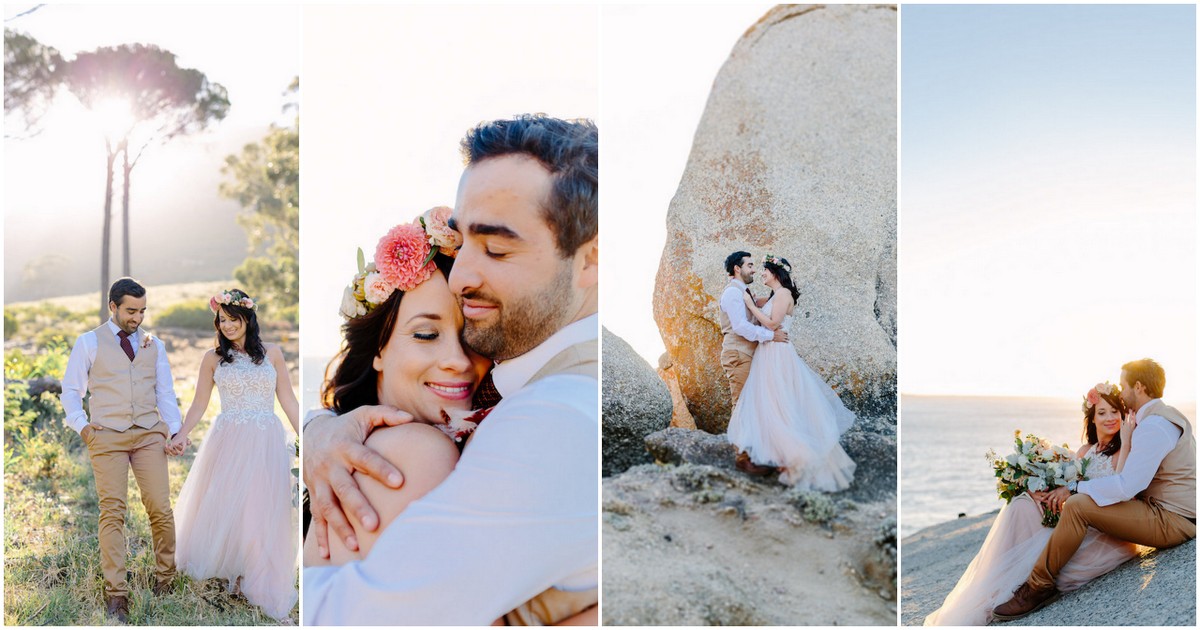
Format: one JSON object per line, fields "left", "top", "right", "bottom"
{"left": 924, "top": 446, "right": 1140, "bottom": 625}
{"left": 174, "top": 351, "right": 297, "bottom": 619}
{"left": 726, "top": 296, "right": 857, "bottom": 492}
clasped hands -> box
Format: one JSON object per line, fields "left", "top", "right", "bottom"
{"left": 165, "top": 433, "right": 191, "bottom": 456}
{"left": 1029, "top": 486, "right": 1072, "bottom": 515}
{"left": 303, "top": 405, "right": 415, "bottom": 559}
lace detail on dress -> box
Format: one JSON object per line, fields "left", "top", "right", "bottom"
{"left": 212, "top": 352, "right": 278, "bottom": 431}
{"left": 1082, "top": 446, "right": 1116, "bottom": 479}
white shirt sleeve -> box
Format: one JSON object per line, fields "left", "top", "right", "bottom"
{"left": 303, "top": 407, "right": 336, "bottom": 429}
{"left": 60, "top": 332, "right": 97, "bottom": 434}
{"left": 152, "top": 337, "right": 183, "bottom": 435}
{"left": 1078, "top": 416, "right": 1182, "bottom": 506}
{"left": 303, "top": 376, "right": 599, "bottom": 625}
{"left": 720, "top": 287, "right": 773, "bottom": 344}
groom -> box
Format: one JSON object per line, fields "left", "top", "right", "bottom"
{"left": 994, "top": 358, "right": 1196, "bottom": 620}
{"left": 303, "top": 114, "right": 598, "bottom": 624}
{"left": 60, "top": 278, "right": 184, "bottom": 623}
{"left": 720, "top": 250, "right": 787, "bottom": 475}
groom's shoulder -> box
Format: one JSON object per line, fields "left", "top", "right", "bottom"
{"left": 501, "top": 375, "right": 598, "bottom": 426}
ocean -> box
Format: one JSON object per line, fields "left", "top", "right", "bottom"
{"left": 899, "top": 395, "right": 1196, "bottom": 539}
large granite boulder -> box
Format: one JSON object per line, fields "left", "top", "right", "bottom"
{"left": 652, "top": 4, "right": 897, "bottom": 433}
{"left": 603, "top": 328, "right": 672, "bottom": 476}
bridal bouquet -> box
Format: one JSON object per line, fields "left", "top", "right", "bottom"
{"left": 986, "top": 430, "right": 1089, "bottom": 527}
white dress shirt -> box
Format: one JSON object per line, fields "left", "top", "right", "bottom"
{"left": 60, "top": 319, "right": 182, "bottom": 436}
{"left": 1078, "top": 399, "right": 1183, "bottom": 506}
{"left": 303, "top": 314, "right": 599, "bottom": 625}
{"left": 720, "top": 279, "right": 773, "bottom": 344}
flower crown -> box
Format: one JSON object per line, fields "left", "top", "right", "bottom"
{"left": 763, "top": 254, "right": 791, "bottom": 273}
{"left": 1082, "top": 381, "right": 1120, "bottom": 414}
{"left": 339, "top": 206, "right": 462, "bottom": 319}
{"left": 210, "top": 289, "right": 256, "bottom": 313}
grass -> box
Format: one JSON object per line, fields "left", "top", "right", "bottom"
{"left": 4, "top": 304, "right": 299, "bottom": 626}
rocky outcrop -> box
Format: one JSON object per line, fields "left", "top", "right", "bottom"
{"left": 602, "top": 328, "right": 672, "bottom": 476}
{"left": 656, "top": 354, "right": 697, "bottom": 429}
{"left": 642, "top": 420, "right": 895, "bottom": 504}
{"left": 901, "top": 511, "right": 1197, "bottom": 626}
{"left": 652, "top": 4, "right": 897, "bottom": 433}
{"left": 603, "top": 463, "right": 896, "bottom": 626}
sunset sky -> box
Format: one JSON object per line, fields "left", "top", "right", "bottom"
{"left": 901, "top": 5, "right": 1196, "bottom": 401}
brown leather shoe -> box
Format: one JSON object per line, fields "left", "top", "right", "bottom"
{"left": 105, "top": 595, "right": 129, "bottom": 623}
{"left": 152, "top": 579, "right": 174, "bottom": 596}
{"left": 993, "top": 581, "right": 1060, "bottom": 621}
{"left": 735, "top": 451, "right": 774, "bottom": 476}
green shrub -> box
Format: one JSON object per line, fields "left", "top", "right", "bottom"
{"left": 4, "top": 309, "right": 17, "bottom": 339}
{"left": 152, "top": 300, "right": 213, "bottom": 330}
{"left": 275, "top": 303, "right": 299, "bottom": 326}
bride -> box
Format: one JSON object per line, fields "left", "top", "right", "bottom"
{"left": 170, "top": 289, "right": 300, "bottom": 620}
{"left": 924, "top": 383, "right": 1140, "bottom": 625}
{"left": 302, "top": 213, "right": 597, "bottom": 625}
{"left": 726, "top": 254, "right": 857, "bottom": 492}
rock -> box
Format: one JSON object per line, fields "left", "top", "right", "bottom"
{"left": 840, "top": 423, "right": 897, "bottom": 503}
{"left": 656, "top": 354, "right": 697, "bottom": 429}
{"left": 602, "top": 328, "right": 672, "bottom": 476}
{"left": 644, "top": 427, "right": 737, "bottom": 470}
{"left": 603, "top": 463, "right": 896, "bottom": 625}
{"left": 901, "top": 511, "right": 1197, "bottom": 626}
{"left": 652, "top": 4, "right": 897, "bottom": 433}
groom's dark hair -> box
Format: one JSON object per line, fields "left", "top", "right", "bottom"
{"left": 1122, "top": 358, "right": 1166, "bottom": 399}
{"left": 108, "top": 277, "right": 146, "bottom": 306}
{"left": 460, "top": 114, "right": 597, "bottom": 258}
{"left": 725, "top": 251, "right": 751, "bottom": 276}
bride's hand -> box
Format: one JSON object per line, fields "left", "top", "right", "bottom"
{"left": 303, "top": 405, "right": 414, "bottom": 558}
{"left": 742, "top": 291, "right": 756, "bottom": 309}
{"left": 1120, "top": 414, "right": 1135, "bottom": 444}
{"left": 1041, "top": 486, "right": 1071, "bottom": 514}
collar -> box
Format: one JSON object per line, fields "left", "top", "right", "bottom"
{"left": 491, "top": 313, "right": 598, "bottom": 397}
{"left": 105, "top": 319, "right": 142, "bottom": 342}
{"left": 1137, "top": 398, "right": 1163, "bottom": 423}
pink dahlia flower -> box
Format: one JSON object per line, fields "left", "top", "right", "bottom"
{"left": 375, "top": 223, "right": 436, "bottom": 291}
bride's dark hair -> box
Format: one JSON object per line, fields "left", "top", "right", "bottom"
{"left": 214, "top": 289, "right": 266, "bottom": 365}
{"left": 763, "top": 257, "right": 800, "bottom": 303}
{"left": 321, "top": 255, "right": 455, "bottom": 415}
{"left": 1083, "top": 388, "right": 1126, "bottom": 458}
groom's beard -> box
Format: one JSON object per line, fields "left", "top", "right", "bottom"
{"left": 460, "top": 262, "right": 574, "bottom": 362}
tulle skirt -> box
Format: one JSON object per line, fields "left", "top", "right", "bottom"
{"left": 924, "top": 494, "right": 1140, "bottom": 625}
{"left": 175, "top": 413, "right": 298, "bottom": 619}
{"left": 726, "top": 340, "right": 857, "bottom": 492}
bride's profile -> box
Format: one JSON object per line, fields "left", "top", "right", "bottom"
{"left": 924, "top": 383, "right": 1140, "bottom": 625}
{"left": 726, "top": 254, "right": 857, "bottom": 491}
{"left": 171, "top": 289, "right": 300, "bottom": 620}
{"left": 302, "top": 211, "right": 598, "bottom": 625}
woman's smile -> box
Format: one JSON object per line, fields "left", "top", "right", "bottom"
{"left": 425, "top": 381, "right": 473, "bottom": 400}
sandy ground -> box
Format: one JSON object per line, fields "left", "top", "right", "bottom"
{"left": 603, "top": 464, "right": 896, "bottom": 626}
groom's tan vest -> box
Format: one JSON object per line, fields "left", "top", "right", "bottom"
{"left": 718, "top": 281, "right": 758, "bottom": 357}
{"left": 87, "top": 324, "right": 161, "bottom": 431}
{"left": 1137, "top": 400, "right": 1196, "bottom": 519}
{"left": 529, "top": 339, "right": 598, "bottom": 383}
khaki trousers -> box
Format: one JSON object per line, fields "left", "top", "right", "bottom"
{"left": 86, "top": 422, "right": 176, "bottom": 597}
{"left": 720, "top": 348, "right": 754, "bottom": 406}
{"left": 1029, "top": 493, "right": 1196, "bottom": 590}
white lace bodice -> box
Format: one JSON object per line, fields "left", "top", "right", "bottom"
{"left": 1081, "top": 445, "right": 1116, "bottom": 479}
{"left": 212, "top": 351, "right": 279, "bottom": 431}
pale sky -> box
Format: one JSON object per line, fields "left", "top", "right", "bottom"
{"left": 599, "top": 4, "right": 773, "bottom": 367}
{"left": 3, "top": 4, "right": 300, "bottom": 299}
{"left": 300, "top": 5, "right": 599, "bottom": 395}
{"left": 901, "top": 5, "right": 1196, "bottom": 401}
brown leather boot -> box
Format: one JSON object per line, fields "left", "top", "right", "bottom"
{"left": 735, "top": 451, "right": 774, "bottom": 476}
{"left": 993, "top": 581, "right": 1060, "bottom": 621}
{"left": 105, "top": 595, "right": 129, "bottom": 623}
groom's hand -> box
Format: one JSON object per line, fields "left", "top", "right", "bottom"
{"left": 304, "top": 405, "right": 413, "bottom": 557}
